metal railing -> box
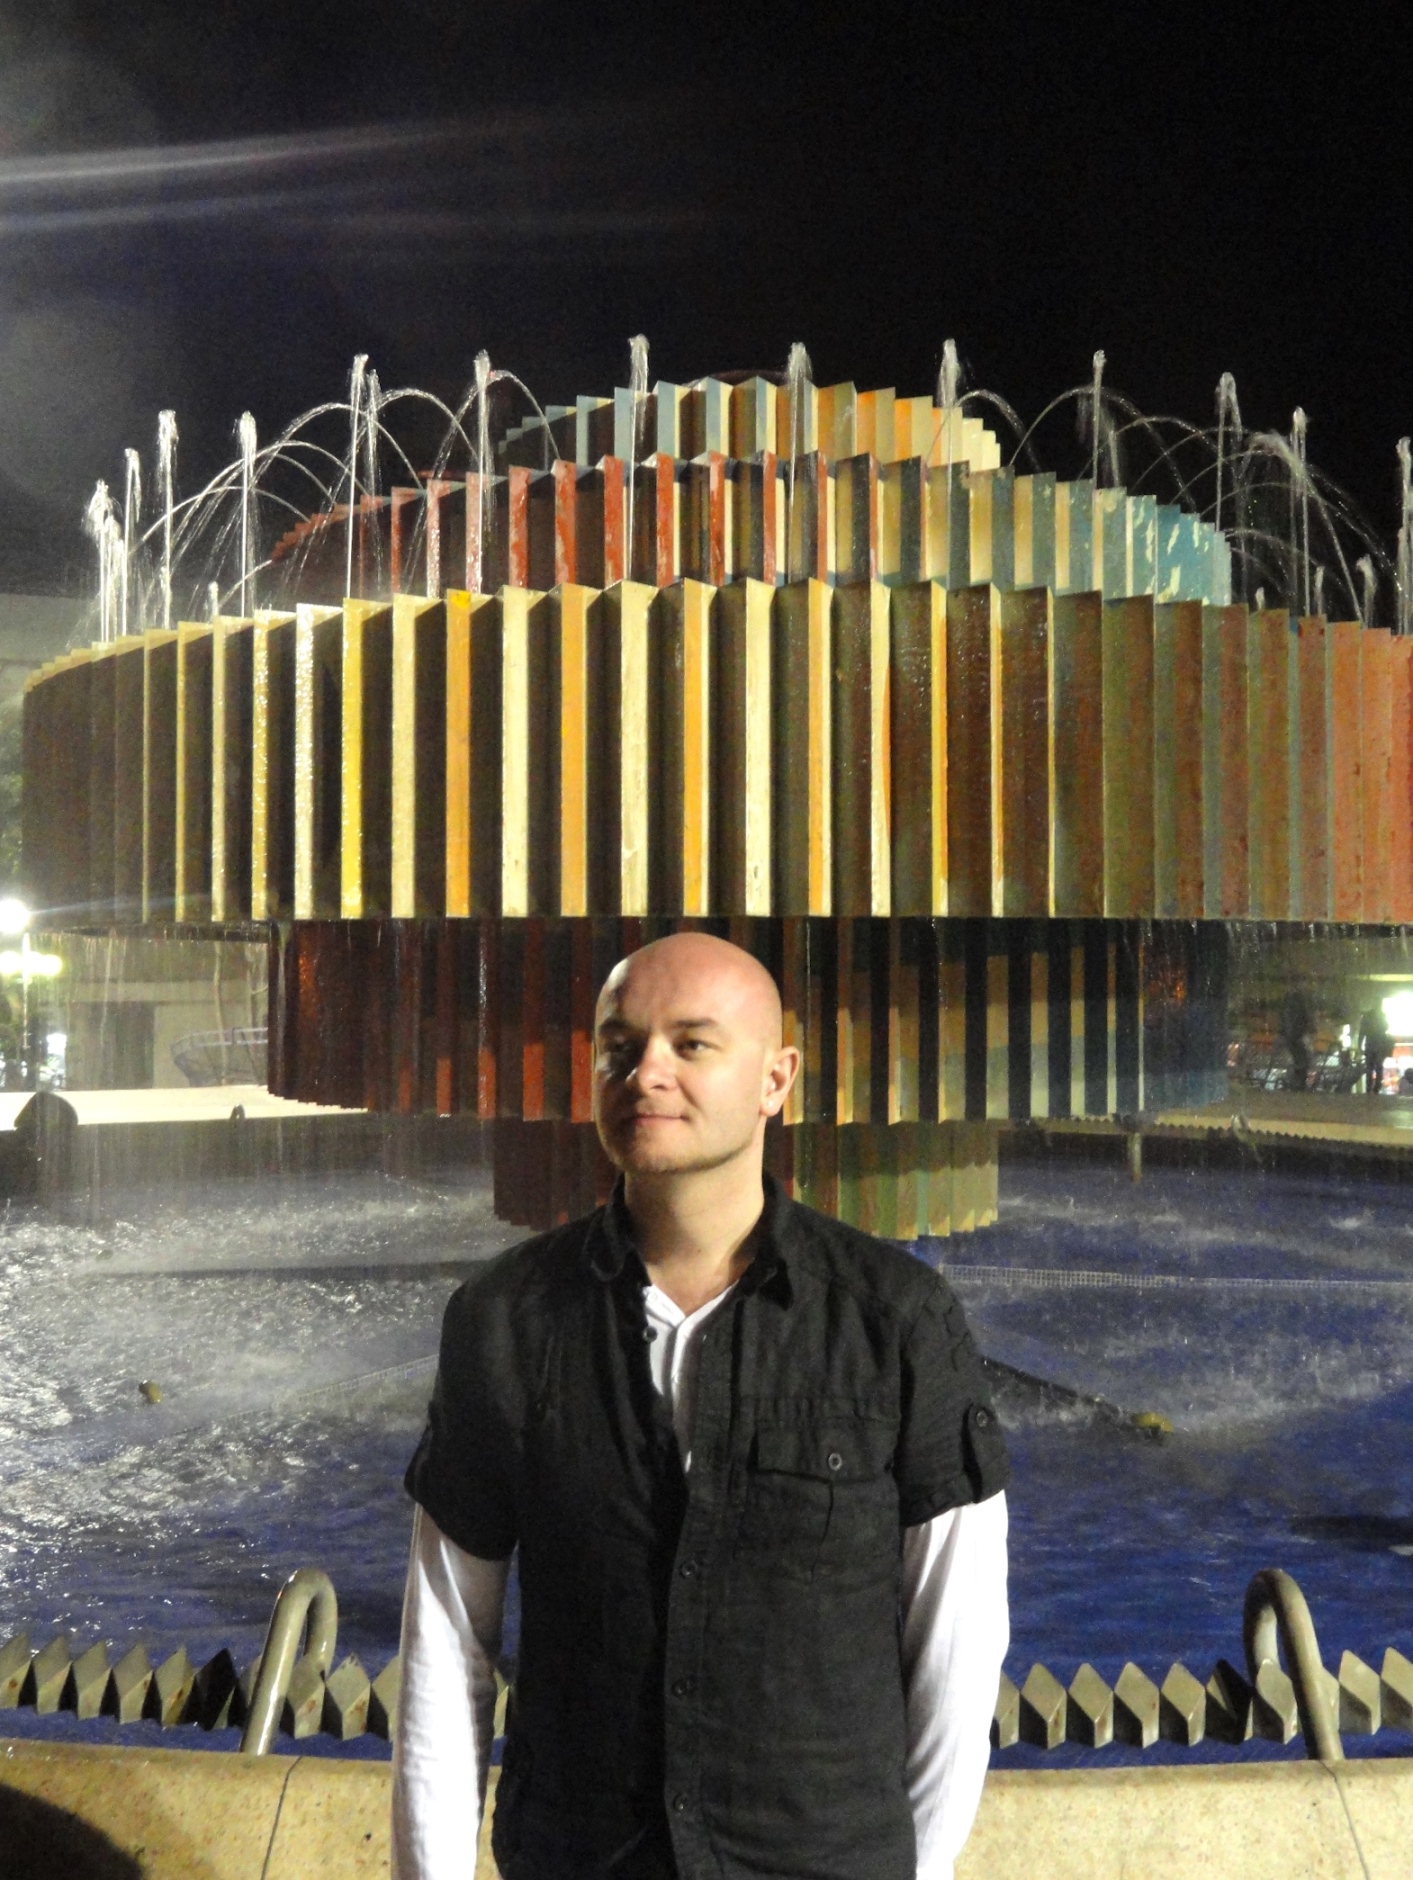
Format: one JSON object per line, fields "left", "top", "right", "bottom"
{"left": 240, "top": 1567, "right": 339, "bottom": 1755}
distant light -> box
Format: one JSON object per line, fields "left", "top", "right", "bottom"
{"left": 0, "top": 943, "right": 62, "bottom": 979}
{"left": 0, "top": 898, "right": 31, "bottom": 936}
{"left": 1383, "top": 991, "right": 1413, "bottom": 1036}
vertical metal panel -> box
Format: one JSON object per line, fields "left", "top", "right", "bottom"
{"left": 1362, "top": 627, "right": 1394, "bottom": 923}
{"left": 175, "top": 623, "right": 214, "bottom": 922}
{"left": 1293, "top": 617, "right": 1331, "bottom": 921}
{"left": 142, "top": 631, "right": 178, "bottom": 922}
{"left": 1152, "top": 601, "right": 1205, "bottom": 919}
{"left": 113, "top": 643, "right": 145, "bottom": 919}
{"left": 945, "top": 586, "right": 993, "bottom": 918}
{"left": 773, "top": 580, "right": 832, "bottom": 915}
{"left": 993, "top": 588, "right": 1050, "bottom": 916}
{"left": 1203, "top": 604, "right": 1250, "bottom": 918}
{"left": 552, "top": 585, "right": 595, "bottom": 917}
{"left": 889, "top": 583, "right": 948, "bottom": 916}
{"left": 714, "top": 579, "right": 773, "bottom": 915}
{"left": 87, "top": 645, "right": 117, "bottom": 921}
{"left": 595, "top": 582, "right": 653, "bottom": 915}
{"left": 293, "top": 604, "right": 342, "bottom": 919}
{"left": 1246, "top": 610, "right": 1291, "bottom": 919}
{"left": 391, "top": 597, "right": 447, "bottom": 919}
{"left": 1050, "top": 592, "right": 1104, "bottom": 917}
{"left": 831, "top": 582, "right": 891, "bottom": 917}
{"left": 652, "top": 580, "right": 713, "bottom": 916}
{"left": 211, "top": 619, "right": 255, "bottom": 923}
{"left": 251, "top": 614, "right": 298, "bottom": 919}
{"left": 1328, "top": 619, "right": 1364, "bottom": 921}
{"left": 1391, "top": 638, "right": 1413, "bottom": 923}
{"left": 1102, "top": 598, "right": 1155, "bottom": 917}
{"left": 340, "top": 601, "right": 394, "bottom": 918}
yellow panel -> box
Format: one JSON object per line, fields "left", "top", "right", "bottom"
{"left": 555, "top": 583, "right": 594, "bottom": 916}
{"left": 774, "top": 580, "right": 833, "bottom": 914}
{"left": 499, "top": 587, "right": 537, "bottom": 918}
{"left": 293, "top": 605, "right": 342, "bottom": 919}
{"left": 340, "top": 599, "right": 393, "bottom": 919}
{"left": 444, "top": 590, "right": 473, "bottom": 917}
{"left": 715, "top": 579, "right": 773, "bottom": 915}
{"left": 391, "top": 595, "right": 446, "bottom": 919}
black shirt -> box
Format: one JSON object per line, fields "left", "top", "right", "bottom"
{"left": 406, "top": 1174, "right": 1009, "bottom": 1880}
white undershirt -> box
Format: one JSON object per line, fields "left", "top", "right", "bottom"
{"left": 392, "top": 1283, "right": 1009, "bottom": 1880}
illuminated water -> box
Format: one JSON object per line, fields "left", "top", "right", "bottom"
{"left": 3, "top": 1159, "right": 1412, "bottom": 1763}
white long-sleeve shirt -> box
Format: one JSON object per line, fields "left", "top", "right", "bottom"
{"left": 393, "top": 1282, "right": 1009, "bottom": 1880}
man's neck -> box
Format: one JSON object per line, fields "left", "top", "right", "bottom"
{"left": 625, "top": 1153, "right": 766, "bottom": 1316}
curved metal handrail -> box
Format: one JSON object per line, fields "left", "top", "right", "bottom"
{"left": 1242, "top": 1567, "right": 1343, "bottom": 1762}
{"left": 239, "top": 1567, "right": 339, "bottom": 1755}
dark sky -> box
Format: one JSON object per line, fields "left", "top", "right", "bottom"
{"left": 1, "top": 0, "right": 1410, "bottom": 598}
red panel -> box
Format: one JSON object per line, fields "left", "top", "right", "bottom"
{"left": 553, "top": 458, "right": 578, "bottom": 587}
{"left": 507, "top": 466, "right": 532, "bottom": 590}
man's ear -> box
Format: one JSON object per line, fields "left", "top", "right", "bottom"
{"left": 761, "top": 1045, "right": 801, "bottom": 1116}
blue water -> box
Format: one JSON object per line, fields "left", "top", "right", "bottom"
{"left": 3, "top": 1159, "right": 1413, "bottom": 1762}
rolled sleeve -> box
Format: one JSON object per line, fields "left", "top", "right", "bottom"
{"left": 894, "top": 1278, "right": 1010, "bottom": 1525}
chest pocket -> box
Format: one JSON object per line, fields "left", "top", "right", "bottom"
{"left": 738, "top": 1418, "right": 899, "bottom": 1576}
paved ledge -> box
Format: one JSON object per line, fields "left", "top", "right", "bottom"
{"left": 5, "top": 1739, "right": 1411, "bottom": 1879}
{"left": 0, "top": 1085, "right": 361, "bottom": 1130}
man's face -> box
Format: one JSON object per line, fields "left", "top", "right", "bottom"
{"left": 593, "top": 939, "right": 796, "bottom": 1177}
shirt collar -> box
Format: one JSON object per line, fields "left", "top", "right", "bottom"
{"left": 588, "top": 1169, "right": 794, "bottom": 1307}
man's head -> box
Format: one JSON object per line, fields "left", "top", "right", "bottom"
{"left": 593, "top": 933, "right": 799, "bottom": 1179}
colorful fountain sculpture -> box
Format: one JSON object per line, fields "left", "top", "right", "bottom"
{"left": 24, "top": 366, "right": 1413, "bottom": 1232}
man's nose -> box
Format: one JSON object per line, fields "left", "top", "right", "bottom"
{"left": 627, "top": 1036, "right": 676, "bottom": 1088}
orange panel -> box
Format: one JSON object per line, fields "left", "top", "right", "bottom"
{"left": 1170, "top": 601, "right": 1204, "bottom": 917}
{"left": 1294, "top": 619, "right": 1330, "bottom": 920}
{"left": 1215, "top": 605, "right": 1249, "bottom": 919}
{"left": 1362, "top": 628, "right": 1394, "bottom": 922}
{"left": 1246, "top": 610, "right": 1290, "bottom": 919}
{"left": 1392, "top": 638, "right": 1413, "bottom": 922}
{"left": 1328, "top": 620, "right": 1364, "bottom": 921}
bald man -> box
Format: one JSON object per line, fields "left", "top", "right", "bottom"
{"left": 393, "top": 934, "right": 1010, "bottom": 1880}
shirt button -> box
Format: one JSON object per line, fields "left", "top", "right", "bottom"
{"left": 974, "top": 1407, "right": 991, "bottom": 1427}
{"left": 827, "top": 1451, "right": 843, "bottom": 1472}
{"left": 643, "top": 1327, "right": 657, "bottom": 1342}
{"left": 678, "top": 1558, "right": 699, "bottom": 1579}
{"left": 672, "top": 1676, "right": 694, "bottom": 1697}
{"left": 672, "top": 1793, "right": 688, "bottom": 1813}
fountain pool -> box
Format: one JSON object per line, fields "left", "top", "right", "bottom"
{"left": 3, "top": 1154, "right": 1412, "bottom": 1764}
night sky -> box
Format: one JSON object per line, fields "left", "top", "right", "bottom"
{"left": 1, "top": 1, "right": 1410, "bottom": 599}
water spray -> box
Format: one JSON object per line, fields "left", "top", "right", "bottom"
{"left": 625, "top": 334, "right": 649, "bottom": 585}
{"left": 345, "top": 354, "right": 368, "bottom": 602}
{"left": 157, "top": 410, "right": 177, "bottom": 634}
{"left": 938, "top": 338, "right": 961, "bottom": 470}
{"left": 238, "top": 411, "right": 258, "bottom": 614}
{"left": 1357, "top": 555, "right": 1377, "bottom": 629}
{"left": 472, "top": 350, "right": 491, "bottom": 595}
{"left": 1090, "top": 350, "right": 1106, "bottom": 488}
{"left": 121, "top": 449, "right": 141, "bottom": 639}
{"left": 85, "top": 482, "right": 118, "bottom": 642}
{"left": 785, "top": 340, "right": 812, "bottom": 580}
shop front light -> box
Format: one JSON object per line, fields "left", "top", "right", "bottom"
{"left": 0, "top": 898, "right": 31, "bottom": 937}
{"left": 1382, "top": 990, "right": 1413, "bottom": 1037}
{"left": 0, "top": 938, "right": 63, "bottom": 980}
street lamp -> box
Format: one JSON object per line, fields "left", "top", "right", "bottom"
{"left": 0, "top": 932, "right": 63, "bottom": 1090}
